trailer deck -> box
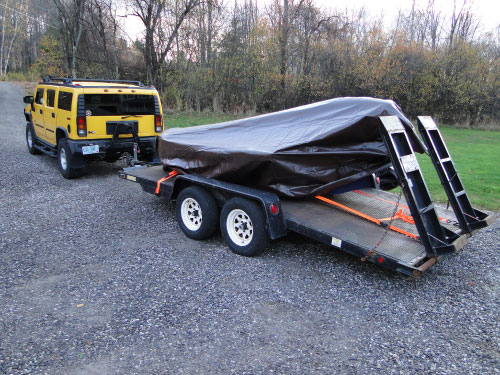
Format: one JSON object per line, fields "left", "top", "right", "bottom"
{"left": 120, "top": 164, "right": 466, "bottom": 275}
{"left": 281, "top": 189, "right": 463, "bottom": 274}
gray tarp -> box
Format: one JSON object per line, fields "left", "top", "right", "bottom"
{"left": 158, "top": 97, "right": 425, "bottom": 197}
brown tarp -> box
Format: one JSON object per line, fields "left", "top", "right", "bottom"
{"left": 158, "top": 97, "right": 425, "bottom": 197}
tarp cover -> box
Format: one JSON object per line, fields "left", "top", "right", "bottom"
{"left": 158, "top": 97, "right": 425, "bottom": 197}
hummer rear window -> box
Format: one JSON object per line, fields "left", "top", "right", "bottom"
{"left": 58, "top": 91, "right": 73, "bottom": 111}
{"left": 83, "top": 94, "right": 155, "bottom": 116}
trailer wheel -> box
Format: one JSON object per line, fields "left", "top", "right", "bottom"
{"left": 176, "top": 186, "right": 219, "bottom": 240}
{"left": 26, "top": 124, "right": 40, "bottom": 155}
{"left": 220, "top": 197, "right": 269, "bottom": 257}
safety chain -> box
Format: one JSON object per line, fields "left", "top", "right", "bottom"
{"left": 361, "top": 187, "right": 404, "bottom": 262}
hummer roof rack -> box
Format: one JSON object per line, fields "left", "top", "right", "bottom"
{"left": 41, "top": 77, "right": 145, "bottom": 87}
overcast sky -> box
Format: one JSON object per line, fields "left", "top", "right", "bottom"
{"left": 121, "top": 0, "right": 499, "bottom": 41}
{"left": 316, "top": 0, "right": 499, "bottom": 32}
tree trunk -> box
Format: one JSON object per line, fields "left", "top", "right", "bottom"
{"left": 279, "top": 0, "right": 289, "bottom": 108}
{"left": 4, "top": 5, "right": 21, "bottom": 75}
{"left": 0, "top": 9, "right": 5, "bottom": 76}
{"left": 71, "top": 0, "right": 86, "bottom": 77}
{"left": 112, "top": 23, "right": 119, "bottom": 79}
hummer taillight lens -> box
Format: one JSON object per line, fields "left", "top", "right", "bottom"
{"left": 155, "top": 115, "right": 163, "bottom": 133}
{"left": 77, "top": 116, "right": 86, "bottom": 136}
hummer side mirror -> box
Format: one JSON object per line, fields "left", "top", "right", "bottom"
{"left": 23, "top": 96, "right": 34, "bottom": 104}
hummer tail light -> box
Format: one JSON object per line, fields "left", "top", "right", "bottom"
{"left": 77, "top": 116, "right": 87, "bottom": 136}
{"left": 155, "top": 115, "right": 163, "bottom": 133}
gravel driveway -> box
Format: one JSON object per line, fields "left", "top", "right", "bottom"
{"left": 0, "top": 81, "right": 499, "bottom": 374}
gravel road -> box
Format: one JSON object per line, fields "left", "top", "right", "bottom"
{"left": 0, "top": 81, "right": 499, "bottom": 375}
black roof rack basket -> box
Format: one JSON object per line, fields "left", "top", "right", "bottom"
{"left": 41, "top": 77, "right": 144, "bottom": 87}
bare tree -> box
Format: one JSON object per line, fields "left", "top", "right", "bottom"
{"left": 0, "top": 4, "right": 5, "bottom": 75}
{"left": 267, "top": 0, "right": 306, "bottom": 108}
{"left": 0, "top": 0, "right": 28, "bottom": 75}
{"left": 53, "top": 0, "right": 87, "bottom": 77}
{"left": 131, "top": 0, "right": 203, "bottom": 89}
{"left": 448, "top": 0, "right": 479, "bottom": 48}
{"left": 426, "top": 0, "right": 442, "bottom": 50}
{"left": 87, "top": 0, "right": 121, "bottom": 78}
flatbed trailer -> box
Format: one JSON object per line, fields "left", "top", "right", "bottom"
{"left": 119, "top": 116, "right": 494, "bottom": 276}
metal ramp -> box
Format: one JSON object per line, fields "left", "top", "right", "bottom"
{"left": 416, "top": 116, "right": 494, "bottom": 234}
{"left": 378, "top": 116, "right": 467, "bottom": 257}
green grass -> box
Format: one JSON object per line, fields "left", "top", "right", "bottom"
{"left": 165, "top": 111, "right": 247, "bottom": 128}
{"left": 416, "top": 126, "right": 500, "bottom": 211}
{"left": 163, "top": 111, "right": 499, "bottom": 212}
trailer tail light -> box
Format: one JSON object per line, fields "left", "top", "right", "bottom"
{"left": 378, "top": 257, "right": 385, "bottom": 264}
{"left": 155, "top": 115, "right": 163, "bottom": 133}
{"left": 376, "top": 177, "right": 380, "bottom": 184}
{"left": 270, "top": 203, "right": 279, "bottom": 215}
{"left": 77, "top": 116, "right": 87, "bottom": 136}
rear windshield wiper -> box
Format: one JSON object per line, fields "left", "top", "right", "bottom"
{"left": 121, "top": 114, "right": 143, "bottom": 119}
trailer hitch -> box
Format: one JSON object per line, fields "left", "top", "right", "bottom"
{"left": 110, "top": 121, "right": 142, "bottom": 166}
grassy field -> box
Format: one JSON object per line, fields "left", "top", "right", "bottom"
{"left": 165, "top": 111, "right": 247, "bottom": 128}
{"left": 166, "top": 112, "right": 500, "bottom": 211}
{"left": 416, "top": 126, "right": 500, "bottom": 211}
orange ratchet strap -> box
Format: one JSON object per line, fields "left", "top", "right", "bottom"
{"left": 315, "top": 195, "right": 419, "bottom": 240}
{"left": 155, "top": 170, "right": 180, "bottom": 195}
{"left": 378, "top": 209, "right": 415, "bottom": 224}
{"left": 315, "top": 195, "right": 381, "bottom": 225}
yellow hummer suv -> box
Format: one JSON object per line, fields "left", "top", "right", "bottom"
{"left": 23, "top": 78, "right": 163, "bottom": 178}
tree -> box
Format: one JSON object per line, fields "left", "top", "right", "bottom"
{"left": 267, "top": 0, "right": 306, "bottom": 108}
{"left": 131, "top": 0, "right": 203, "bottom": 89}
{"left": 447, "top": 0, "right": 479, "bottom": 48}
{"left": 0, "top": 0, "right": 28, "bottom": 76}
{"left": 53, "top": 0, "right": 87, "bottom": 77}
{"left": 86, "top": 0, "right": 121, "bottom": 78}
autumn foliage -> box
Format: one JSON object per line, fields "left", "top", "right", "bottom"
{"left": 1, "top": 0, "right": 499, "bottom": 127}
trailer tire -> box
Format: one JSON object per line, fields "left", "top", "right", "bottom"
{"left": 220, "top": 197, "right": 269, "bottom": 257}
{"left": 176, "top": 186, "right": 219, "bottom": 240}
{"left": 26, "top": 124, "right": 40, "bottom": 155}
{"left": 58, "top": 138, "right": 83, "bottom": 179}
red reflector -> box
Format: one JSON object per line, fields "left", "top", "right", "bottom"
{"left": 378, "top": 257, "right": 384, "bottom": 263}
{"left": 104, "top": 89, "right": 108, "bottom": 92}
{"left": 270, "top": 203, "right": 279, "bottom": 215}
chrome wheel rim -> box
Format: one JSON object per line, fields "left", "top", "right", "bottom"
{"left": 27, "top": 130, "right": 33, "bottom": 148}
{"left": 181, "top": 198, "right": 202, "bottom": 231}
{"left": 226, "top": 209, "right": 253, "bottom": 246}
{"left": 60, "top": 147, "right": 68, "bottom": 170}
